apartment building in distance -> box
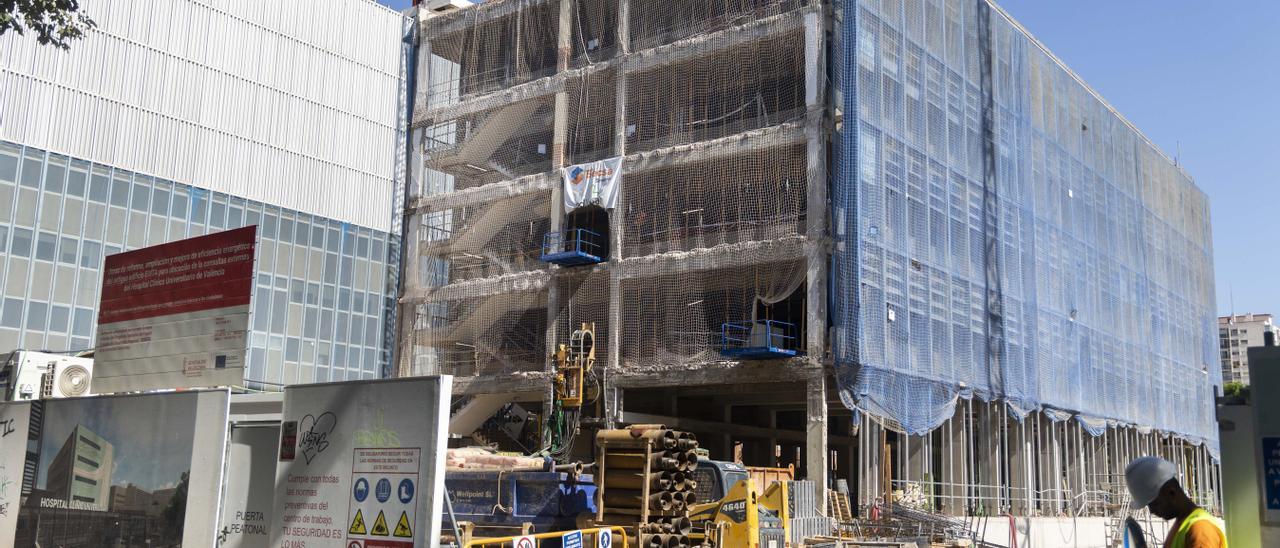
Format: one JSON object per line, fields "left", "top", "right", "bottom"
{"left": 1220, "top": 313, "right": 1277, "bottom": 385}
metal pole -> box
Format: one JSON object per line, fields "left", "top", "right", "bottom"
{"left": 445, "top": 488, "right": 463, "bottom": 547}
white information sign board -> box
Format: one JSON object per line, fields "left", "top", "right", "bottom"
{"left": 269, "top": 377, "right": 451, "bottom": 548}
{"left": 0, "top": 402, "right": 31, "bottom": 547}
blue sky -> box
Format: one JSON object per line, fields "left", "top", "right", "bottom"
{"left": 995, "top": 0, "right": 1280, "bottom": 316}
{"left": 384, "top": 0, "right": 1279, "bottom": 316}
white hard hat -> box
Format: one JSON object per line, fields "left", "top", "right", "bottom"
{"left": 1125, "top": 456, "right": 1177, "bottom": 510}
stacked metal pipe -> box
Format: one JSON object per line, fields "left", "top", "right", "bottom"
{"left": 596, "top": 425, "right": 702, "bottom": 547}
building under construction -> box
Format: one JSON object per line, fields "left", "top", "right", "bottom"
{"left": 400, "top": 0, "right": 1220, "bottom": 522}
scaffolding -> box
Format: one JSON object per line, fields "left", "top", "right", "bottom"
{"left": 401, "top": 0, "right": 1221, "bottom": 520}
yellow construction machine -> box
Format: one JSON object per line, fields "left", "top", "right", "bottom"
{"left": 686, "top": 461, "right": 792, "bottom": 547}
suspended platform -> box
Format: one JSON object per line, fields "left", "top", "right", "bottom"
{"left": 540, "top": 228, "right": 606, "bottom": 266}
{"left": 719, "top": 320, "right": 803, "bottom": 359}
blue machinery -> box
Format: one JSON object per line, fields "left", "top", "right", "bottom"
{"left": 719, "top": 320, "right": 803, "bottom": 359}
{"left": 444, "top": 470, "right": 597, "bottom": 535}
{"left": 540, "top": 228, "right": 605, "bottom": 266}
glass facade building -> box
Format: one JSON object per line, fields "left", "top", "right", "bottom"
{"left": 0, "top": 0, "right": 412, "bottom": 388}
{"left": 0, "top": 142, "right": 397, "bottom": 386}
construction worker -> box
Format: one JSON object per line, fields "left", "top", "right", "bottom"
{"left": 1124, "top": 456, "right": 1227, "bottom": 548}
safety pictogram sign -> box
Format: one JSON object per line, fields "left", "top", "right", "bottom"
{"left": 514, "top": 535, "right": 537, "bottom": 548}
{"left": 597, "top": 528, "right": 613, "bottom": 548}
{"left": 349, "top": 509, "right": 367, "bottom": 535}
{"left": 562, "top": 530, "right": 583, "bottom": 548}
{"left": 371, "top": 511, "right": 390, "bottom": 536}
{"left": 346, "top": 448, "right": 421, "bottom": 548}
{"left": 394, "top": 511, "right": 413, "bottom": 538}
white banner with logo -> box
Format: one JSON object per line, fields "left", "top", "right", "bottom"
{"left": 563, "top": 157, "right": 622, "bottom": 212}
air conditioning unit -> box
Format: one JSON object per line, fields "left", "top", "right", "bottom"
{"left": 43, "top": 360, "right": 93, "bottom": 399}
{"left": 3, "top": 351, "right": 94, "bottom": 401}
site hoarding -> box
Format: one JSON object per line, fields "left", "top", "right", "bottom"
{"left": 94, "top": 226, "right": 256, "bottom": 393}
{"left": 270, "top": 377, "right": 452, "bottom": 548}
{"left": 0, "top": 390, "right": 229, "bottom": 547}
{"left": 0, "top": 401, "right": 31, "bottom": 547}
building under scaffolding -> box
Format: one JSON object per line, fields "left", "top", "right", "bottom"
{"left": 400, "top": 0, "right": 1220, "bottom": 519}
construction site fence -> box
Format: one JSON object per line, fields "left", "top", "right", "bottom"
{"left": 462, "top": 526, "right": 630, "bottom": 548}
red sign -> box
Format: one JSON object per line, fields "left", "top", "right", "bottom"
{"left": 99, "top": 226, "right": 256, "bottom": 325}
{"left": 93, "top": 226, "right": 257, "bottom": 393}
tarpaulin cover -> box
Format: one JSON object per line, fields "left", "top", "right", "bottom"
{"left": 832, "top": 0, "right": 1219, "bottom": 454}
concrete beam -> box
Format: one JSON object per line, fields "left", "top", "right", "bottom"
{"left": 408, "top": 122, "right": 805, "bottom": 215}
{"left": 450, "top": 371, "right": 553, "bottom": 396}
{"left": 422, "top": 0, "right": 556, "bottom": 37}
{"left": 612, "top": 359, "right": 821, "bottom": 389}
{"left": 400, "top": 269, "right": 549, "bottom": 305}
{"left": 625, "top": 121, "right": 807, "bottom": 173}
{"left": 416, "top": 7, "right": 814, "bottom": 127}
{"left": 407, "top": 173, "right": 556, "bottom": 214}
{"left": 614, "top": 236, "right": 809, "bottom": 280}
{"left": 620, "top": 6, "right": 813, "bottom": 76}
{"left": 620, "top": 411, "right": 852, "bottom": 447}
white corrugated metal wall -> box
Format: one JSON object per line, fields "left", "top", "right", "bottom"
{"left": 0, "top": 0, "right": 406, "bottom": 232}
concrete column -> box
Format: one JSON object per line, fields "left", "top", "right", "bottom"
{"left": 858, "top": 414, "right": 880, "bottom": 510}
{"left": 803, "top": 9, "right": 828, "bottom": 358}
{"left": 807, "top": 374, "right": 829, "bottom": 508}
{"left": 1007, "top": 417, "right": 1033, "bottom": 515}
{"left": 723, "top": 404, "right": 734, "bottom": 462}
{"left": 976, "top": 402, "right": 1002, "bottom": 513}
{"left": 604, "top": 0, "right": 630, "bottom": 428}
{"left": 543, "top": 0, "right": 576, "bottom": 447}
{"left": 940, "top": 414, "right": 968, "bottom": 515}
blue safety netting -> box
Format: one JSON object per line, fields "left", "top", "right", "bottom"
{"left": 831, "top": 0, "right": 1219, "bottom": 453}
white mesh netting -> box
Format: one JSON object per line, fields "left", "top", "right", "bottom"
{"left": 406, "top": 0, "right": 822, "bottom": 377}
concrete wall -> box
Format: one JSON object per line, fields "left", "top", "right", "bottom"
{"left": 978, "top": 517, "right": 1169, "bottom": 548}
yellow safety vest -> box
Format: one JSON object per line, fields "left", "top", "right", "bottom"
{"left": 1168, "top": 507, "right": 1228, "bottom": 548}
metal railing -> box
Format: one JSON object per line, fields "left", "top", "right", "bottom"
{"left": 463, "top": 526, "right": 630, "bottom": 548}
{"left": 720, "top": 320, "right": 800, "bottom": 353}
{"left": 541, "top": 228, "right": 605, "bottom": 259}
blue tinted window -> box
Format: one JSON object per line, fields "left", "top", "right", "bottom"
{"left": 263, "top": 213, "right": 278, "bottom": 238}
{"left": 19, "top": 157, "right": 42, "bottom": 188}
{"left": 0, "top": 299, "right": 22, "bottom": 328}
{"left": 49, "top": 305, "right": 69, "bottom": 333}
{"left": 66, "top": 165, "right": 87, "bottom": 197}
{"left": 152, "top": 188, "right": 170, "bottom": 215}
{"left": 35, "top": 232, "right": 57, "bottom": 261}
{"left": 73, "top": 308, "right": 93, "bottom": 337}
{"left": 44, "top": 161, "right": 65, "bottom": 193}
{"left": 80, "top": 241, "right": 101, "bottom": 269}
{"left": 191, "top": 194, "right": 207, "bottom": 223}
{"left": 0, "top": 151, "right": 17, "bottom": 183}
{"left": 88, "top": 173, "right": 109, "bottom": 203}
{"left": 210, "top": 199, "right": 226, "bottom": 228}
{"left": 26, "top": 301, "right": 47, "bottom": 330}
{"left": 171, "top": 190, "right": 188, "bottom": 219}
{"left": 110, "top": 176, "right": 130, "bottom": 207}
{"left": 59, "top": 237, "right": 77, "bottom": 264}
{"left": 131, "top": 183, "right": 150, "bottom": 211}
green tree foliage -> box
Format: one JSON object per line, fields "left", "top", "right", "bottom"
{"left": 0, "top": 0, "right": 96, "bottom": 50}
{"left": 162, "top": 471, "right": 190, "bottom": 543}
{"left": 1223, "top": 381, "right": 1246, "bottom": 399}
